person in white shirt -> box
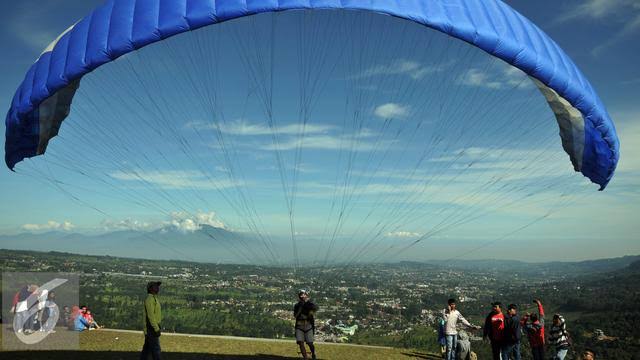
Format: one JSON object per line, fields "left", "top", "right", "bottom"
{"left": 36, "top": 289, "right": 48, "bottom": 332}
{"left": 443, "top": 298, "right": 480, "bottom": 360}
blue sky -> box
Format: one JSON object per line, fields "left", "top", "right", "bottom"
{"left": 0, "top": 0, "right": 638, "bottom": 263}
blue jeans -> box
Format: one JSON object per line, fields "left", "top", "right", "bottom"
{"left": 501, "top": 342, "right": 521, "bottom": 360}
{"left": 445, "top": 334, "right": 457, "bottom": 360}
{"left": 554, "top": 348, "right": 568, "bottom": 360}
{"left": 140, "top": 334, "right": 161, "bottom": 360}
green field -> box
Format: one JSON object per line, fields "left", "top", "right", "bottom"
{"left": 1, "top": 328, "right": 440, "bottom": 359}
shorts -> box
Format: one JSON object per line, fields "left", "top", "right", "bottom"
{"left": 295, "top": 324, "right": 314, "bottom": 343}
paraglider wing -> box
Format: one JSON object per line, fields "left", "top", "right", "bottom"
{"left": 5, "top": 0, "right": 618, "bottom": 189}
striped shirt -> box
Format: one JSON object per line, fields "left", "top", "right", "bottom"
{"left": 548, "top": 315, "right": 570, "bottom": 349}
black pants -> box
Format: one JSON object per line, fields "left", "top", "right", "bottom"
{"left": 140, "top": 334, "right": 161, "bottom": 360}
{"left": 490, "top": 341, "right": 502, "bottom": 360}
{"left": 531, "top": 345, "right": 545, "bottom": 360}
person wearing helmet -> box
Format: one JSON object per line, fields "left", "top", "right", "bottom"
{"left": 293, "top": 289, "right": 318, "bottom": 360}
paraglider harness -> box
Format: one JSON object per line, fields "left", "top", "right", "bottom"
{"left": 294, "top": 301, "right": 317, "bottom": 333}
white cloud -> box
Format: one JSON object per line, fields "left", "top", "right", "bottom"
{"left": 195, "top": 120, "right": 384, "bottom": 153}
{"left": 100, "top": 211, "right": 226, "bottom": 233}
{"left": 461, "top": 69, "right": 502, "bottom": 89}
{"left": 100, "top": 218, "right": 153, "bottom": 232}
{"left": 460, "top": 67, "right": 532, "bottom": 90}
{"left": 110, "top": 170, "right": 241, "bottom": 190}
{"left": 356, "top": 59, "right": 446, "bottom": 80}
{"left": 556, "top": 0, "right": 637, "bottom": 22}
{"left": 386, "top": 231, "right": 421, "bottom": 238}
{"left": 21, "top": 220, "right": 75, "bottom": 232}
{"left": 189, "top": 119, "right": 333, "bottom": 136}
{"left": 374, "top": 103, "right": 411, "bottom": 119}
{"left": 621, "top": 78, "right": 640, "bottom": 85}
{"left": 592, "top": 13, "right": 640, "bottom": 56}
{"left": 503, "top": 67, "right": 534, "bottom": 88}
{"left": 2, "top": 2, "right": 88, "bottom": 54}
{"left": 612, "top": 111, "right": 640, "bottom": 173}
{"left": 168, "top": 211, "right": 226, "bottom": 233}
{"left": 5, "top": 19, "right": 56, "bottom": 53}
{"left": 259, "top": 133, "right": 389, "bottom": 152}
{"left": 552, "top": 0, "right": 640, "bottom": 56}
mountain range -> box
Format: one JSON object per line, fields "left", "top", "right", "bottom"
{"left": 0, "top": 225, "right": 254, "bottom": 263}
{"left": 1, "top": 228, "right": 638, "bottom": 269}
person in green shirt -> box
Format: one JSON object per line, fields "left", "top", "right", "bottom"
{"left": 140, "top": 281, "right": 162, "bottom": 360}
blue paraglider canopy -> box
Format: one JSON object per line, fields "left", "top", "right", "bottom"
{"left": 5, "top": 0, "right": 618, "bottom": 190}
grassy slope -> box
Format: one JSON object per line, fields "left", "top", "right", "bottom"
{"left": 1, "top": 328, "right": 440, "bottom": 359}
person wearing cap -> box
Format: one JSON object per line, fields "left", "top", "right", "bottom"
{"left": 140, "top": 281, "right": 162, "bottom": 360}
{"left": 442, "top": 298, "right": 480, "bottom": 360}
{"left": 501, "top": 303, "right": 522, "bottom": 360}
{"left": 293, "top": 289, "right": 318, "bottom": 360}
{"left": 483, "top": 302, "right": 505, "bottom": 360}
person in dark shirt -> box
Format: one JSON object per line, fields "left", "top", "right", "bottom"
{"left": 483, "top": 302, "right": 505, "bottom": 360}
{"left": 293, "top": 289, "right": 318, "bottom": 360}
{"left": 502, "top": 303, "right": 522, "bottom": 360}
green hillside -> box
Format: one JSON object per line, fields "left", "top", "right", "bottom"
{"left": 0, "top": 328, "right": 439, "bottom": 359}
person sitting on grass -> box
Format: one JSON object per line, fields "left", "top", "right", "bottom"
{"left": 84, "top": 309, "right": 102, "bottom": 329}
{"left": 72, "top": 305, "right": 90, "bottom": 331}
{"left": 456, "top": 330, "right": 473, "bottom": 360}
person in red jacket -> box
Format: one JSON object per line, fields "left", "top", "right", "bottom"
{"left": 483, "top": 302, "right": 505, "bottom": 360}
{"left": 522, "top": 299, "right": 545, "bottom": 360}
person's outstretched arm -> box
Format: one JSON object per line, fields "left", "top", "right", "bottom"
{"left": 536, "top": 300, "right": 545, "bottom": 326}
{"left": 458, "top": 312, "right": 474, "bottom": 328}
